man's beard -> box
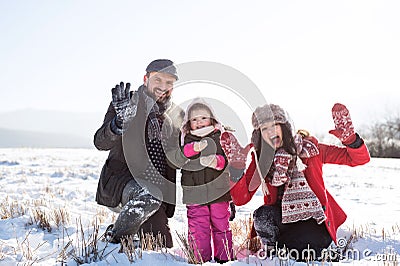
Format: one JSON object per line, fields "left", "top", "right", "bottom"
{"left": 145, "top": 84, "right": 171, "bottom": 104}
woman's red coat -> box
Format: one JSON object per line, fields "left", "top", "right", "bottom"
{"left": 230, "top": 137, "right": 370, "bottom": 243}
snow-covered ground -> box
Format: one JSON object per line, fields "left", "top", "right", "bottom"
{"left": 0, "top": 148, "right": 399, "bottom": 265}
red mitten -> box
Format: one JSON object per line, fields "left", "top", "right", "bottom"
{"left": 329, "top": 103, "right": 356, "bottom": 145}
{"left": 220, "top": 132, "right": 252, "bottom": 169}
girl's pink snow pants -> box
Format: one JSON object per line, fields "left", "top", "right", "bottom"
{"left": 187, "top": 201, "right": 233, "bottom": 262}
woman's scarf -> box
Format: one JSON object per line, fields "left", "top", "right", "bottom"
{"left": 281, "top": 170, "right": 326, "bottom": 224}
{"left": 271, "top": 135, "right": 326, "bottom": 224}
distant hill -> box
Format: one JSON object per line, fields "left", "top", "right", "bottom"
{"left": 0, "top": 128, "right": 93, "bottom": 148}
{"left": 0, "top": 109, "right": 104, "bottom": 148}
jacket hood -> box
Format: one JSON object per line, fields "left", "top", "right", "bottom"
{"left": 181, "top": 97, "right": 223, "bottom": 143}
{"left": 182, "top": 97, "right": 220, "bottom": 126}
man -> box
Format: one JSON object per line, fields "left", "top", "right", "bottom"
{"left": 94, "top": 59, "right": 185, "bottom": 247}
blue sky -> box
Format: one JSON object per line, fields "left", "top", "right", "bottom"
{"left": 1, "top": 0, "right": 399, "bottom": 135}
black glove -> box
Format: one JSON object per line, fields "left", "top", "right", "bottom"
{"left": 228, "top": 165, "right": 245, "bottom": 182}
{"left": 111, "top": 82, "right": 136, "bottom": 128}
{"left": 229, "top": 201, "right": 236, "bottom": 221}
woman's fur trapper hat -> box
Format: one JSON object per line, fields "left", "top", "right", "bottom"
{"left": 251, "top": 104, "right": 288, "bottom": 129}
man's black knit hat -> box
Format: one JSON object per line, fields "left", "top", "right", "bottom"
{"left": 145, "top": 59, "right": 178, "bottom": 80}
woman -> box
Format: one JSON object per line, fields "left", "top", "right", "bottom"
{"left": 221, "top": 103, "right": 370, "bottom": 261}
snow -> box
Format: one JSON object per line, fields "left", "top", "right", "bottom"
{"left": 0, "top": 148, "right": 399, "bottom": 265}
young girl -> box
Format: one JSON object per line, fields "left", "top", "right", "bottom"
{"left": 221, "top": 103, "right": 370, "bottom": 261}
{"left": 180, "top": 98, "right": 233, "bottom": 263}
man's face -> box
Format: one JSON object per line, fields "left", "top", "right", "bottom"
{"left": 144, "top": 72, "right": 176, "bottom": 103}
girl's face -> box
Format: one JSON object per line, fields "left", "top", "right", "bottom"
{"left": 189, "top": 108, "right": 212, "bottom": 130}
{"left": 260, "top": 121, "right": 283, "bottom": 149}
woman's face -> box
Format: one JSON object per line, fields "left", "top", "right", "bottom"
{"left": 189, "top": 108, "right": 212, "bottom": 130}
{"left": 260, "top": 121, "right": 283, "bottom": 149}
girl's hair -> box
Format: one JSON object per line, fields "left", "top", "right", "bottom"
{"left": 280, "top": 123, "right": 297, "bottom": 155}
{"left": 251, "top": 128, "right": 274, "bottom": 177}
{"left": 182, "top": 103, "right": 217, "bottom": 134}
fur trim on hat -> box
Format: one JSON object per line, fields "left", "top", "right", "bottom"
{"left": 182, "top": 98, "right": 219, "bottom": 127}
{"left": 180, "top": 98, "right": 222, "bottom": 143}
{"left": 252, "top": 104, "right": 288, "bottom": 129}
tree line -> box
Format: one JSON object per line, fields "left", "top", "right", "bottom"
{"left": 360, "top": 114, "right": 400, "bottom": 158}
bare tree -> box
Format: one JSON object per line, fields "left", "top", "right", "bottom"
{"left": 362, "top": 114, "right": 400, "bottom": 158}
